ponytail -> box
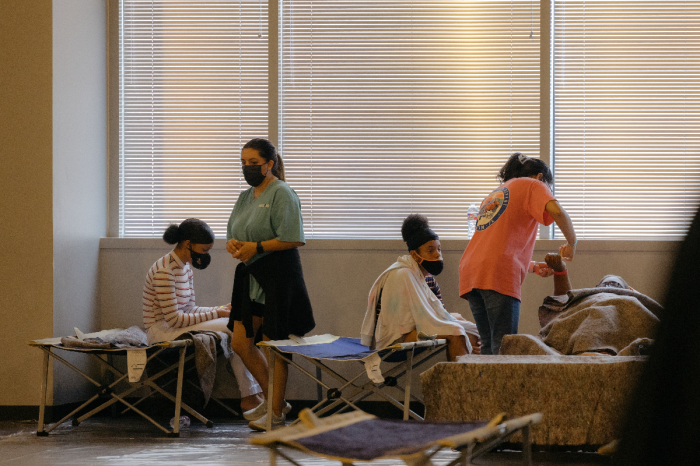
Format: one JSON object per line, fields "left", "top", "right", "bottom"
{"left": 273, "top": 153, "right": 285, "bottom": 181}
{"left": 162, "top": 218, "right": 215, "bottom": 246}
{"left": 163, "top": 224, "right": 180, "bottom": 245}
{"left": 498, "top": 152, "right": 553, "bottom": 188}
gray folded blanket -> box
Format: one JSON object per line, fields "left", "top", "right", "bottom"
{"left": 177, "top": 331, "right": 233, "bottom": 406}
{"left": 537, "top": 288, "right": 662, "bottom": 355}
{"left": 60, "top": 326, "right": 149, "bottom": 349}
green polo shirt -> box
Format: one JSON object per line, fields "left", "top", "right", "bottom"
{"left": 227, "top": 180, "right": 305, "bottom": 303}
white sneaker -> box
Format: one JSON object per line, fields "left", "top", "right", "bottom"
{"left": 243, "top": 401, "right": 292, "bottom": 421}
{"left": 248, "top": 411, "right": 286, "bottom": 432}
{"left": 243, "top": 401, "right": 267, "bottom": 421}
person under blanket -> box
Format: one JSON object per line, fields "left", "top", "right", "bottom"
{"left": 500, "top": 253, "right": 662, "bottom": 356}
{"left": 143, "top": 218, "right": 263, "bottom": 411}
{"left": 537, "top": 253, "right": 634, "bottom": 298}
{"left": 361, "top": 214, "right": 481, "bottom": 361}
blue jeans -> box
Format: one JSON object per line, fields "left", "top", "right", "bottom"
{"left": 466, "top": 289, "right": 520, "bottom": 355}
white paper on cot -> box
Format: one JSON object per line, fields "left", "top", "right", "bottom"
{"left": 363, "top": 352, "right": 384, "bottom": 384}
{"left": 127, "top": 349, "right": 147, "bottom": 382}
{"left": 74, "top": 327, "right": 86, "bottom": 341}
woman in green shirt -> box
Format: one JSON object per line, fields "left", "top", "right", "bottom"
{"left": 226, "top": 138, "right": 314, "bottom": 431}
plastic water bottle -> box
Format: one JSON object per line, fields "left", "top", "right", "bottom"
{"left": 467, "top": 203, "right": 479, "bottom": 239}
{"left": 169, "top": 415, "right": 190, "bottom": 429}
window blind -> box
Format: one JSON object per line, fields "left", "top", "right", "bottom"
{"left": 119, "top": 0, "right": 268, "bottom": 237}
{"left": 279, "top": 0, "right": 541, "bottom": 239}
{"left": 553, "top": 1, "right": 700, "bottom": 239}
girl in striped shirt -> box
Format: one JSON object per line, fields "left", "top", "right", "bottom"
{"left": 143, "top": 218, "right": 263, "bottom": 411}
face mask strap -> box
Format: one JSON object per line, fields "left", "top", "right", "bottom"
{"left": 415, "top": 252, "right": 440, "bottom": 264}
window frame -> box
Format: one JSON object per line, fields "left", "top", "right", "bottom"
{"left": 108, "top": 0, "right": 552, "bottom": 239}
{"left": 107, "top": 0, "right": 697, "bottom": 240}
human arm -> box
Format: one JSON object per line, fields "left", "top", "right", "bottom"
{"left": 544, "top": 253, "right": 573, "bottom": 296}
{"left": 153, "top": 269, "right": 221, "bottom": 328}
{"left": 545, "top": 200, "right": 577, "bottom": 261}
{"left": 227, "top": 238, "right": 304, "bottom": 263}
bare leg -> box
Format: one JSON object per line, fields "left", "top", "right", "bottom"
{"left": 262, "top": 335, "right": 288, "bottom": 417}
{"left": 240, "top": 393, "right": 264, "bottom": 412}
{"left": 230, "top": 319, "right": 288, "bottom": 416}
{"left": 229, "top": 350, "right": 264, "bottom": 411}
{"left": 402, "top": 329, "right": 419, "bottom": 342}
{"left": 231, "top": 319, "right": 270, "bottom": 401}
{"left": 444, "top": 335, "right": 468, "bottom": 361}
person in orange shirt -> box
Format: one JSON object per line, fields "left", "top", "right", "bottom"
{"left": 458, "top": 152, "right": 577, "bottom": 355}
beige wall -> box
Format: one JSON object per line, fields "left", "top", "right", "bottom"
{"left": 0, "top": 0, "right": 54, "bottom": 406}
{"left": 100, "top": 238, "right": 678, "bottom": 400}
{"left": 1, "top": 0, "right": 107, "bottom": 408}
{"left": 52, "top": 0, "right": 107, "bottom": 405}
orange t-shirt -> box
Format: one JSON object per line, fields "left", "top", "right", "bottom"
{"left": 459, "top": 177, "right": 555, "bottom": 301}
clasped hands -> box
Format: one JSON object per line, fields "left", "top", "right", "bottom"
{"left": 214, "top": 303, "right": 232, "bottom": 318}
{"left": 530, "top": 247, "right": 572, "bottom": 277}
{"left": 226, "top": 238, "right": 257, "bottom": 263}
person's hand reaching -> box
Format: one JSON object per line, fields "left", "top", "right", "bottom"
{"left": 544, "top": 253, "right": 567, "bottom": 273}
{"left": 559, "top": 242, "right": 576, "bottom": 261}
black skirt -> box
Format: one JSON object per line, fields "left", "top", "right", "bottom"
{"left": 227, "top": 248, "right": 315, "bottom": 341}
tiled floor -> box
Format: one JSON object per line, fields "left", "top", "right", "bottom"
{"left": 1, "top": 417, "right": 610, "bottom": 466}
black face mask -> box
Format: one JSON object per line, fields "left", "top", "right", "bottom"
{"left": 416, "top": 254, "right": 444, "bottom": 276}
{"left": 189, "top": 247, "right": 211, "bottom": 270}
{"left": 243, "top": 164, "right": 267, "bottom": 187}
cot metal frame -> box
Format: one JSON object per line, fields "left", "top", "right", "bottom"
{"left": 254, "top": 410, "right": 543, "bottom": 466}
{"left": 30, "top": 339, "right": 213, "bottom": 437}
{"left": 264, "top": 338, "right": 448, "bottom": 431}
{"left": 127, "top": 348, "right": 240, "bottom": 419}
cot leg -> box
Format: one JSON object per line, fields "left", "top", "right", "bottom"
{"left": 267, "top": 349, "right": 276, "bottom": 432}
{"left": 403, "top": 349, "right": 414, "bottom": 421}
{"left": 106, "top": 354, "right": 117, "bottom": 417}
{"left": 522, "top": 425, "right": 532, "bottom": 466}
{"left": 463, "top": 444, "right": 473, "bottom": 466}
{"left": 37, "top": 349, "right": 50, "bottom": 436}
{"left": 270, "top": 445, "right": 277, "bottom": 466}
{"left": 316, "top": 366, "right": 323, "bottom": 402}
{"left": 169, "top": 345, "right": 187, "bottom": 437}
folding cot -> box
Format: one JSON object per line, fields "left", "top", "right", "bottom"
{"left": 252, "top": 408, "right": 543, "bottom": 466}
{"left": 259, "top": 334, "right": 448, "bottom": 431}
{"left": 29, "top": 329, "right": 228, "bottom": 437}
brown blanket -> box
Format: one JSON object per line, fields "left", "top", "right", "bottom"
{"left": 536, "top": 288, "right": 662, "bottom": 355}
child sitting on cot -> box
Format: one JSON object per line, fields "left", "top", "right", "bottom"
{"left": 458, "top": 152, "right": 577, "bottom": 355}
{"left": 142, "top": 219, "right": 263, "bottom": 412}
{"left": 361, "top": 214, "right": 481, "bottom": 361}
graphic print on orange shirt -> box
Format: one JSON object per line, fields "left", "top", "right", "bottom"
{"left": 476, "top": 187, "right": 510, "bottom": 231}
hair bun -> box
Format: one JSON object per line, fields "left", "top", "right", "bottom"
{"left": 162, "top": 224, "right": 180, "bottom": 244}
{"left": 401, "top": 214, "right": 431, "bottom": 243}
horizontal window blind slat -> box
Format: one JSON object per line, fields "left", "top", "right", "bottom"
{"left": 280, "top": 0, "right": 540, "bottom": 239}
{"left": 120, "top": 0, "right": 268, "bottom": 237}
{"left": 120, "top": 0, "right": 700, "bottom": 240}
{"left": 553, "top": 0, "right": 700, "bottom": 239}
